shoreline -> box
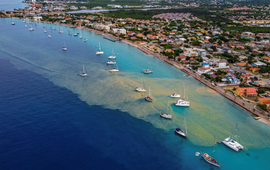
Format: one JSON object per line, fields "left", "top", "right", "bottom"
{"left": 79, "top": 24, "right": 270, "bottom": 125}
{"left": 19, "top": 19, "right": 270, "bottom": 125}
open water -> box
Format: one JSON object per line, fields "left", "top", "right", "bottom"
{"left": 0, "top": 0, "right": 27, "bottom": 11}
{"left": 0, "top": 18, "right": 270, "bottom": 170}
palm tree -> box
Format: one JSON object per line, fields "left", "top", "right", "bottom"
{"left": 244, "top": 89, "right": 247, "bottom": 97}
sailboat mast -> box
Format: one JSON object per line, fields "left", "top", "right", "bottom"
{"left": 167, "top": 102, "right": 169, "bottom": 114}
{"left": 183, "top": 83, "right": 185, "bottom": 100}
{"left": 184, "top": 117, "right": 187, "bottom": 136}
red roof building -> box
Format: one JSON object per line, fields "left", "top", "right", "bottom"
{"left": 235, "top": 87, "right": 257, "bottom": 96}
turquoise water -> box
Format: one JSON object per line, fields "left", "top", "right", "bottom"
{"left": 1, "top": 18, "right": 270, "bottom": 169}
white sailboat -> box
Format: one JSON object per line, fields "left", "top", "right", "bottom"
{"left": 160, "top": 103, "right": 172, "bottom": 119}
{"left": 143, "top": 61, "right": 153, "bottom": 74}
{"left": 134, "top": 79, "right": 146, "bottom": 92}
{"left": 48, "top": 34, "right": 51, "bottom": 38}
{"left": 222, "top": 124, "right": 244, "bottom": 152}
{"left": 79, "top": 65, "right": 88, "bottom": 77}
{"left": 106, "top": 61, "right": 116, "bottom": 65}
{"left": 109, "top": 63, "right": 119, "bottom": 72}
{"left": 145, "top": 87, "right": 153, "bottom": 102}
{"left": 28, "top": 25, "right": 34, "bottom": 31}
{"left": 44, "top": 30, "right": 47, "bottom": 33}
{"left": 175, "top": 117, "right": 187, "bottom": 137}
{"left": 108, "top": 49, "right": 116, "bottom": 59}
{"left": 170, "top": 88, "right": 181, "bottom": 98}
{"left": 83, "top": 38, "right": 88, "bottom": 42}
{"left": 96, "top": 42, "right": 104, "bottom": 55}
{"left": 62, "top": 41, "right": 67, "bottom": 51}
{"left": 58, "top": 27, "right": 63, "bottom": 34}
{"left": 175, "top": 83, "right": 190, "bottom": 106}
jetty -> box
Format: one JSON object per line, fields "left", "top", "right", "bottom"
{"left": 103, "top": 36, "right": 117, "bottom": 42}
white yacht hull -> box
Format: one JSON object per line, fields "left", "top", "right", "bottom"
{"left": 96, "top": 51, "right": 104, "bottom": 55}
{"left": 170, "top": 94, "right": 180, "bottom": 98}
{"left": 135, "top": 87, "right": 146, "bottom": 92}
{"left": 109, "top": 69, "right": 119, "bottom": 72}
{"left": 108, "top": 56, "right": 116, "bottom": 59}
{"left": 222, "top": 137, "right": 244, "bottom": 152}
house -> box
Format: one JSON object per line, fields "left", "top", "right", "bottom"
{"left": 262, "top": 57, "right": 270, "bottom": 62}
{"left": 198, "top": 49, "right": 206, "bottom": 58}
{"left": 69, "top": 6, "right": 78, "bottom": 10}
{"left": 235, "top": 87, "right": 257, "bottom": 97}
{"left": 241, "top": 32, "right": 255, "bottom": 38}
{"left": 176, "top": 56, "right": 186, "bottom": 61}
{"left": 249, "top": 67, "right": 260, "bottom": 73}
{"left": 235, "top": 62, "right": 251, "bottom": 68}
{"left": 258, "top": 98, "right": 270, "bottom": 104}
{"left": 198, "top": 67, "right": 211, "bottom": 75}
{"left": 217, "top": 59, "right": 227, "bottom": 68}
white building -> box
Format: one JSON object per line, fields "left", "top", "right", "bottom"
{"left": 217, "top": 59, "right": 227, "bottom": 68}
{"left": 111, "top": 28, "right": 126, "bottom": 35}
{"left": 198, "top": 49, "right": 206, "bottom": 58}
{"left": 69, "top": 6, "right": 78, "bottom": 10}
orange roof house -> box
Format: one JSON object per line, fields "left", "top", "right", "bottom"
{"left": 258, "top": 98, "right": 270, "bottom": 104}
{"left": 249, "top": 68, "right": 260, "bottom": 73}
{"left": 235, "top": 87, "right": 257, "bottom": 97}
{"left": 235, "top": 62, "right": 252, "bottom": 68}
{"left": 262, "top": 57, "right": 270, "bottom": 62}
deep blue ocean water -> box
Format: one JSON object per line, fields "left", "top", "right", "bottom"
{"left": 0, "top": 18, "right": 270, "bottom": 170}
{"left": 0, "top": 59, "right": 185, "bottom": 170}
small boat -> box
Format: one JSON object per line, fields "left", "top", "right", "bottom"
{"left": 175, "top": 99, "right": 190, "bottom": 106}
{"left": 11, "top": 22, "right": 15, "bottom": 25}
{"left": 175, "top": 117, "right": 187, "bottom": 137}
{"left": 79, "top": 35, "right": 82, "bottom": 39}
{"left": 59, "top": 29, "right": 63, "bottom": 34}
{"left": 135, "top": 79, "right": 146, "bottom": 92}
{"left": 175, "top": 128, "right": 187, "bottom": 138}
{"left": 175, "top": 83, "right": 190, "bottom": 107}
{"left": 68, "top": 30, "right": 72, "bottom": 35}
{"left": 108, "top": 49, "right": 116, "bottom": 59}
{"left": 48, "top": 35, "right": 51, "bottom": 38}
{"left": 79, "top": 65, "right": 88, "bottom": 77}
{"left": 135, "top": 87, "right": 146, "bottom": 92}
{"left": 25, "top": 24, "right": 27, "bottom": 27}
{"left": 202, "top": 153, "right": 220, "bottom": 167}
{"left": 83, "top": 38, "right": 88, "bottom": 42}
{"left": 74, "top": 33, "right": 78, "bottom": 36}
{"left": 170, "top": 93, "right": 180, "bottom": 98}
{"left": 143, "top": 62, "right": 153, "bottom": 74}
{"left": 195, "top": 152, "right": 200, "bottom": 156}
{"left": 222, "top": 124, "right": 244, "bottom": 152}
{"left": 107, "top": 61, "right": 116, "bottom": 65}
{"left": 143, "top": 69, "right": 153, "bottom": 74}
{"left": 109, "top": 63, "right": 119, "bottom": 72}
{"left": 44, "top": 30, "right": 47, "bottom": 33}
{"left": 96, "top": 42, "right": 104, "bottom": 55}
{"left": 28, "top": 26, "right": 34, "bottom": 31}
{"left": 202, "top": 136, "right": 221, "bottom": 167}
{"left": 62, "top": 42, "right": 67, "bottom": 51}
{"left": 145, "top": 87, "right": 153, "bottom": 102}
{"left": 108, "top": 55, "right": 116, "bottom": 59}
{"left": 160, "top": 103, "right": 172, "bottom": 119}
